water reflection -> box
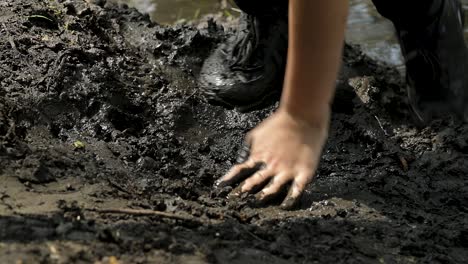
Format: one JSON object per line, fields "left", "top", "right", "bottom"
{"left": 349, "top": 0, "right": 468, "bottom": 66}
{"left": 111, "top": 0, "right": 228, "bottom": 23}
{"left": 116, "top": 0, "right": 468, "bottom": 66}
{"left": 347, "top": 0, "right": 401, "bottom": 66}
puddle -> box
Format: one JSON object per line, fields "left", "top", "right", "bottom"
{"left": 110, "top": 0, "right": 234, "bottom": 23}
{"left": 347, "top": 0, "right": 401, "bottom": 66}
{"left": 117, "top": 0, "right": 468, "bottom": 66}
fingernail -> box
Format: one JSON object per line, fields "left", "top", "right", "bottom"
{"left": 236, "top": 145, "right": 250, "bottom": 164}
{"left": 215, "top": 176, "right": 230, "bottom": 188}
{"left": 214, "top": 179, "right": 223, "bottom": 188}
{"left": 228, "top": 185, "right": 243, "bottom": 199}
{"left": 254, "top": 193, "right": 267, "bottom": 207}
{"left": 280, "top": 197, "right": 297, "bottom": 210}
{"left": 258, "top": 162, "right": 267, "bottom": 170}
{"left": 228, "top": 192, "right": 240, "bottom": 199}
{"left": 255, "top": 192, "right": 265, "bottom": 201}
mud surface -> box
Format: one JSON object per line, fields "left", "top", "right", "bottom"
{"left": 1, "top": 1, "right": 468, "bottom": 263}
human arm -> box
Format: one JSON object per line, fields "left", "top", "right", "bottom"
{"left": 217, "top": 0, "right": 349, "bottom": 208}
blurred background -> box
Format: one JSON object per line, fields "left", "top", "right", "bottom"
{"left": 110, "top": 0, "right": 468, "bottom": 68}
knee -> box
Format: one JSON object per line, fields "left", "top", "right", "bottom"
{"left": 371, "top": 0, "right": 395, "bottom": 20}
{"left": 233, "top": 0, "right": 287, "bottom": 17}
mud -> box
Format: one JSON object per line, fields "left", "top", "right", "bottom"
{"left": 1, "top": 0, "right": 467, "bottom": 263}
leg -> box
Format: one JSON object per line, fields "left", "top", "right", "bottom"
{"left": 199, "top": 0, "right": 288, "bottom": 111}
{"left": 372, "top": 0, "right": 468, "bottom": 123}
{"left": 372, "top": 0, "right": 443, "bottom": 30}
{"left": 233, "top": 0, "right": 288, "bottom": 17}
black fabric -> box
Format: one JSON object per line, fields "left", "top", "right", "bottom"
{"left": 233, "top": 0, "right": 287, "bottom": 17}
{"left": 228, "top": 0, "right": 467, "bottom": 120}
{"left": 371, "top": 0, "right": 444, "bottom": 30}
{"left": 233, "top": 0, "right": 444, "bottom": 30}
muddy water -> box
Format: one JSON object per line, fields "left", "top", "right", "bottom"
{"left": 347, "top": 0, "right": 401, "bottom": 66}
{"left": 113, "top": 0, "right": 230, "bottom": 23}
{"left": 121, "top": 0, "right": 468, "bottom": 67}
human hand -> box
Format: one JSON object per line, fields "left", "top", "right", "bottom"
{"left": 216, "top": 108, "right": 330, "bottom": 209}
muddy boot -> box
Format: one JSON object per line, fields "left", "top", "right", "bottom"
{"left": 198, "top": 3, "right": 288, "bottom": 112}
{"left": 375, "top": 0, "right": 468, "bottom": 124}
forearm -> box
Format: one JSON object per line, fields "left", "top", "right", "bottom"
{"left": 280, "top": 0, "right": 349, "bottom": 123}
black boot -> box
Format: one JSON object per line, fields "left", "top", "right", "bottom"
{"left": 393, "top": 0, "right": 468, "bottom": 123}
{"left": 199, "top": 7, "right": 288, "bottom": 112}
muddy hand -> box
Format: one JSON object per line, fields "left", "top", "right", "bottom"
{"left": 216, "top": 109, "right": 329, "bottom": 209}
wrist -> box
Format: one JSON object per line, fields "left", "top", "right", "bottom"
{"left": 278, "top": 102, "right": 331, "bottom": 128}
{"left": 279, "top": 81, "right": 334, "bottom": 127}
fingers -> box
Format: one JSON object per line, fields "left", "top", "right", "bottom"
{"left": 240, "top": 169, "right": 275, "bottom": 193}
{"left": 220, "top": 161, "right": 313, "bottom": 210}
{"left": 281, "top": 173, "right": 311, "bottom": 210}
{"left": 216, "top": 159, "right": 265, "bottom": 188}
{"left": 217, "top": 134, "right": 316, "bottom": 209}
{"left": 228, "top": 168, "right": 275, "bottom": 197}
{"left": 236, "top": 143, "right": 251, "bottom": 164}
{"left": 255, "top": 172, "right": 293, "bottom": 203}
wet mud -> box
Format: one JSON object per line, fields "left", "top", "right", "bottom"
{"left": 1, "top": 1, "right": 468, "bottom": 263}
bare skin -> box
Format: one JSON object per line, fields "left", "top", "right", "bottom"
{"left": 216, "top": 1, "right": 349, "bottom": 209}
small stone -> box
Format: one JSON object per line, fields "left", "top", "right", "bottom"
{"left": 336, "top": 209, "right": 348, "bottom": 218}
{"left": 137, "top": 156, "right": 158, "bottom": 170}
{"left": 73, "top": 140, "right": 85, "bottom": 149}
{"left": 17, "top": 158, "right": 54, "bottom": 184}
{"left": 66, "top": 184, "right": 75, "bottom": 191}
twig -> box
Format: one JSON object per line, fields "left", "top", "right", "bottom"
{"left": 184, "top": 90, "right": 198, "bottom": 103}
{"left": 374, "top": 115, "right": 388, "bottom": 136}
{"left": 27, "top": 15, "right": 54, "bottom": 23}
{"left": 241, "top": 225, "right": 268, "bottom": 242}
{"left": 107, "top": 179, "right": 134, "bottom": 195}
{"left": 2, "top": 120, "right": 16, "bottom": 141}
{"left": 398, "top": 156, "right": 409, "bottom": 172}
{"left": 0, "top": 65, "right": 15, "bottom": 74}
{"left": 2, "top": 23, "right": 18, "bottom": 52}
{"left": 86, "top": 208, "right": 220, "bottom": 224}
